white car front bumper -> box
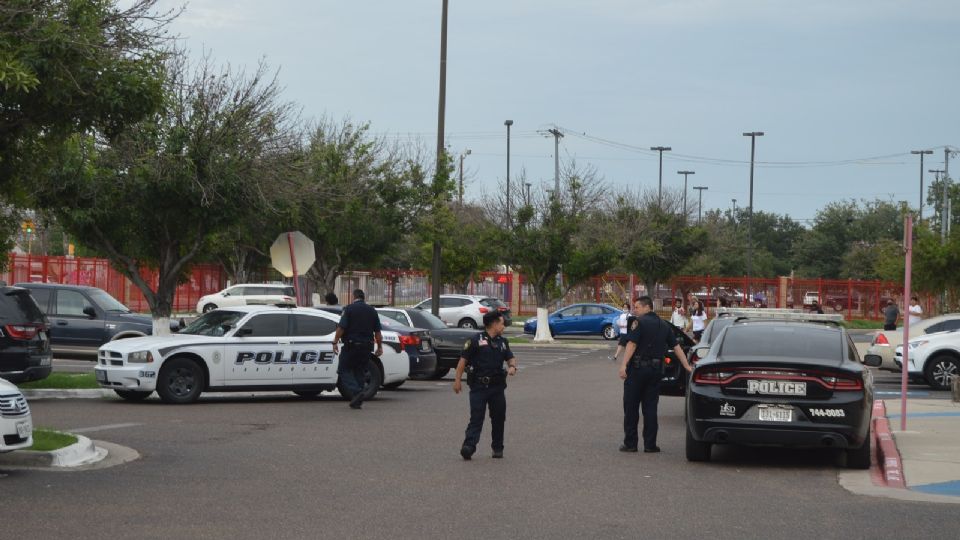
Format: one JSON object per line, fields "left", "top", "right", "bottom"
{"left": 95, "top": 364, "right": 159, "bottom": 393}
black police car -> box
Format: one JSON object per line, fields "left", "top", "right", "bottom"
{"left": 659, "top": 324, "right": 696, "bottom": 396}
{"left": 685, "top": 318, "right": 881, "bottom": 469}
{"left": 0, "top": 285, "right": 52, "bottom": 383}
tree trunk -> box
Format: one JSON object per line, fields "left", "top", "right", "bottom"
{"left": 533, "top": 281, "right": 554, "bottom": 343}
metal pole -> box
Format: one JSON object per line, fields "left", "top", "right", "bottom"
{"left": 743, "top": 132, "right": 764, "bottom": 280}
{"left": 505, "top": 120, "right": 513, "bottom": 224}
{"left": 911, "top": 150, "right": 932, "bottom": 221}
{"left": 430, "top": 0, "right": 449, "bottom": 318}
{"left": 901, "top": 214, "right": 913, "bottom": 431}
{"left": 547, "top": 129, "right": 564, "bottom": 193}
{"left": 693, "top": 186, "right": 708, "bottom": 224}
{"left": 286, "top": 232, "right": 301, "bottom": 306}
{"left": 678, "top": 170, "right": 694, "bottom": 222}
{"left": 651, "top": 146, "right": 672, "bottom": 207}
{"left": 931, "top": 169, "right": 946, "bottom": 241}
{"left": 525, "top": 182, "right": 531, "bottom": 205}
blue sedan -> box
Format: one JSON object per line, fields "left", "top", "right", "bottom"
{"left": 523, "top": 303, "right": 625, "bottom": 340}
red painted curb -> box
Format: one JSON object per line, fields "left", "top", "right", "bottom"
{"left": 871, "top": 400, "right": 906, "bottom": 489}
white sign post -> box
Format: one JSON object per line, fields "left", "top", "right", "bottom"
{"left": 270, "top": 231, "right": 316, "bottom": 306}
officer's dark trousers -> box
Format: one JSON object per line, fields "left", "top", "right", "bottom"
{"left": 337, "top": 345, "right": 369, "bottom": 399}
{"left": 463, "top": 384, "right": 506, "bottom": 451}
{"left": 623, "top": 363, "right": 662, "bottom": 450}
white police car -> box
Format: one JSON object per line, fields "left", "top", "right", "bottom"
{"left": 94, "top": 306, "right": 408, "bottom": 404}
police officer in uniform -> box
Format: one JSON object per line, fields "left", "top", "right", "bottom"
{"left": 453, "top": 311, "right": 517, "bottom": 460}
{"left": 333, "top": 289, "right": 383, "bottom": 409}
{"left": 619, "top": 296, "right": 692, "bottom": 453}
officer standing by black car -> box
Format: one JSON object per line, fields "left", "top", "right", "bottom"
{"left": 453, "top": 311, "right": 518, "bottom": 460}
{"left": 619, "top": 296, "right": 692, "bottom": 453}
{"left": 333, "top": 289, "right": 383, "bottom": 410}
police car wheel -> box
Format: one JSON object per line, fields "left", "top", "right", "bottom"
{"left": 336, "top": 358, "right": 383, "bottom": 400}
{"left": 383, "top": 381, "right": 405, "bottom": 390}
{"left": 202, "top": 303, "right": 218, "bottom": 313}
{"left": 685, "top": 424, "right": 712, "bottom": 462}
{"left": 601, "top": 324, "right": 616, "bottom": 340}
{"left": 458, "top": 318, "right": 478, "bottom": 329}
{"left": 115, "top": 390, "right": 152, "bottom": 402}
{"left": 156, "top": 357, "right": 205, "bottom": 404}
{"left": 845, "top": 430, "right": 871, "bottom": 470}
{"left": 293, "top": 391, "right": 321, "bottom": 399}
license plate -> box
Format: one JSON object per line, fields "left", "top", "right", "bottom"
{"left": 95, "top": 369, "right": 108, "bottom": 383}
{"left": 758, "top": 405, "right": 793, "bottom": 422}
{"left": 16, "top": 421, "right": 30, "bottom": 439}
{"left": 39, "top": 355, "right": 51, "bottom": 366}
{"left": 38, "top": 331, "right": 46, "bottom": 341}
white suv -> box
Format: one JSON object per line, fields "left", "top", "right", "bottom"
{"left": 196, "top": 284, "right": 296, "bottom": 313}
{"left": 0, "top": 378, "right": 33, "bottom": 452}
{"left": 413, "top": 295, "right": 512, "bottom": 329}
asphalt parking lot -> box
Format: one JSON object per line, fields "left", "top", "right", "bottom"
{"left": 6, "top": 345, "right": 960, "bottom": 539}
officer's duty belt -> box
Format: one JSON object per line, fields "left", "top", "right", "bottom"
{"left": 471, "top": 375, "right": 505, "bottom": 385}
{"left": 631, "top": 357, "right": 662, "bottom": 368}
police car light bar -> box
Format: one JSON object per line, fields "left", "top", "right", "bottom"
{"left": 716, "top": 307, "right": 844, "bottom": 324}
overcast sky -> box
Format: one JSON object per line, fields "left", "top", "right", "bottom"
{"left": 155, "top": 0, "right": 960, "bottom": 224}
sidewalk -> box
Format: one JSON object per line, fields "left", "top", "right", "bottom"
{"left": 884, "top": 399, "right": 960, "bottom": 497}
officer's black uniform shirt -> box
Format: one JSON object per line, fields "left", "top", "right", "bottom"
{"left": 461, "top": 331, "right": 515, "bottom": 376}
{"left": 618, "top": 315, "right": 638, "bottom": 347}
{"left": 626, "top": 312, "right": 678, "bottom": 360}
{"left": 338, "top": 299, "right": 382, "bottom": 342}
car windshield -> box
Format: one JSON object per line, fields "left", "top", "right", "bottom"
{"left": 407, "top": 309, "right": 448, "bottom": 330}
{"left": 88, "top": 289, "right": 131, "bottom": 313}
{"left": 180, "top": 310, "right": 245, "bottom": 336}
{"left": 719, "top": 324, "right": 843, "bottom": 361}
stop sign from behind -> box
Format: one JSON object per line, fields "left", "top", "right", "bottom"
{"left": 270, "top": 231, "right": 316, "bottom": 277}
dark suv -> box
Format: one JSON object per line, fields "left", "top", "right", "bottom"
{"left": 0, "top": 285, "right": 52, "bottom": 383}
{"left": 16, "top": 283, "right": 154, "bottom": 356}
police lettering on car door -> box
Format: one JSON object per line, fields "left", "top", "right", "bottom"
{"left": 234, "top": 350, "right": 336, "bottom": 365}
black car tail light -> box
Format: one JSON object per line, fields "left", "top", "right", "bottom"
{"left": 693, "top": 366, "right": 862, "bottom": 391}
{"left": 692, "top": 369, "right": 736, "bottom": 384}
{"left": 5, "top": 324, "right": 40, "bottom": 340}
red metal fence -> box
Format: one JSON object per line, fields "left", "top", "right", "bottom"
{"left": 3, "top": 254, "right": 227, "bottom": 313}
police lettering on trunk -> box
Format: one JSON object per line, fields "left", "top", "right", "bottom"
{"left": 235, "top": 350, "right": 336, "bottom": 365}
{"left": 746, "top": 379, "right": 807, "bottom": 396}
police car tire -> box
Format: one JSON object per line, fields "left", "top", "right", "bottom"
{"left": 685, "top": 424, "right": 712, "bottom": 462}
{"left": 383, "top": 380, "right": 405, "bottom": 390}
{"left": 156, "top": 357, "right": 205, "bottom": 404}
{"left": 202, "top": 303, "right": 218, "bottom": 313}
{"left": 602, "top": 324, "right": 616, "bottom": 340}
{"left": 115, "top": 390, "right": 152, "bottom": 402}
{"left": 293, "top": 391, "right": 321, "bottom": 399}
{"left": 458, "top": 318, "right": 478, "bottom": 329}
{"left": 845, "top": 431, "right": 871, "bottom": 470}
{"left": 336, "top": 358, "right": 383, "bottom": 400}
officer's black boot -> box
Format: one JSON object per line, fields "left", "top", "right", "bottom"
{"left": 460, "top": 445, "right": 475, "bottom": 460}
{"left": 349, "top": 393, "right": 363, "bottom": 409}
{"left": 492, "top": 449, "right": 503, "bottom": 459}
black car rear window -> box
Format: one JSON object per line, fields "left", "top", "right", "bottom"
{"left": 0, "top": 289, "right": 47, "bottom": 323}
{"left": 408, "top": 309, "right": 448, "bottom": 330}
{"left": 719, "top": 324, "right": 843, "bottom": 360}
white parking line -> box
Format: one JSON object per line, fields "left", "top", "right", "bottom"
{"left": 69, "top": 423, "right": 143, "bottom": 434}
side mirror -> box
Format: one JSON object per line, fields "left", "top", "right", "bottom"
{"left": 862, "top": 354, "right": 883, "bottom": 368}
{"left": 223, "top": 292, "right": 231, "bottom": 297}
{"left": 83, "top": 306, "right": 97, "bottom": 318}
{"left": 555, "top": 313, "right": 564, "bottom": 319}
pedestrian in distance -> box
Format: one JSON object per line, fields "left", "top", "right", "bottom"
{"left": 670, "top": 305, "right": 687, "bottom": 331}
{"left": 617, "top": 302, "right": 630, "bottom": 337}
{"left": 690, "top": 301, "right": 708, "bottom": 342}
{"left": 883, "top": 299, "right": 899, "bottom": 331}
{"left": 909, "top": 296, "right": 923, "bottom": 325}
{"left": 613, "top": 303, "right": 640, "bottom": 362}
{"left": 810, "top": 301, "right": 824, "bottom": 314}
{"left": 619, "top": 296, "right": 693, "bottom": 454}
{"left": 453, "top": 311, "right": 518, "bottom": 460}
{"left": 332, "top": 289, "right": 383, "bottom": 410}
{"left": 324, "top": 292, "right": 339, "bottom": 306}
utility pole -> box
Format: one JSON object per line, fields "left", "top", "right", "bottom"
{"left": 505, "top": 120, "right": 513, "bottom": 225}
{"left": 911, "top": 150, "right": 933, "bottom": 222}
{"left": 732, "top": 198, "right": 737, "bottom": 217}
{"left": 677, "top": 170, "right": 695, "bottom": 222}
{"left": 458, "top": 149, "right": 471, "bottom": 206}
{"left": 650, "top": 146, "right": 672, "bottom": 207}
{"left": 693, "top": 186, "right": 708, "bottom": 224}
{"left": 946, "top": 148, "right": 954, "bottom": 238}
{"left": 547, "top": 128, "right": 564, "bottom": 194}
{"left": 430, "top": 0, "right": 449, "bottom": 317}
{"left": 931, "top": 168, "right": 946, "bottom": 241}
{"left": 742, "top": 131, "right": 764, "bottom": 281}
{"left": 524, "top": 182, "right": 532, "bottom": 206}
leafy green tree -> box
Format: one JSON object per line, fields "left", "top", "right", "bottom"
{"left": 0, "top": 0, "right": 171, "bottom": 199}
{"left": 415, "top": 204, "right": 499, "bottom": 293}
{"left": 504, "top": 164, "right": 616, "bottom": 342}
{"left": 32, "top": 55, "right": 298, "bottom": 332}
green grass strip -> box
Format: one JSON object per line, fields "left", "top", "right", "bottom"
{"left": 29, "top": 428, "right": 78, "bottom": 452}
{"left": 18, "top": 372, "right": 99, "bottom": 390}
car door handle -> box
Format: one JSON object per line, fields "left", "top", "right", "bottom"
{"left": 277, "top": 340, "right": 292, "bottom": 345}
{"left": 55, "top": 320, "right": 68, "bottom": 326}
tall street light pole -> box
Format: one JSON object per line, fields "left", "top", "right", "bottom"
{"left": 742, "top": 131, "right": 764, "bottom": 281}
{"left": 505, "top": 120, "right": 513, "bottom": 225}
{"left": 693, "top": 186, "right": 708, "bottom": 224}
{"left": 458, "top": 149, "right": 471, "bottom": 206}
{"left": 430, "top": 0, "right": 449, "bottom": 317}
{"left": 911, "top": 150, "right": 933, "bottom": 221}
{"left": 677, "top": 170, "right": 695, "bottom": 222}
{"left": 732, "top": 198, "right": 738, "bottom": 217}
{"left": 930, "top": 168, "right": 945, "bottom": 240}
{"left": 651, "top": 146, "right": 672, "bottom": 207}
{"left": 547, "top": 128, "right": 564, "bottom": 194}
{"left": 524, "top": 182, "right": 532, "bottom": 205}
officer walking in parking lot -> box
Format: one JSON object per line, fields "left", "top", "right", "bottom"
{"left": 618, "top": 296, "right": 692, "bottom": 453}
{"left": 453, "top": 311, "right": 518, "bottom": 460}
{"left": 333, "top": 289, "right": 383, "bottom": 410}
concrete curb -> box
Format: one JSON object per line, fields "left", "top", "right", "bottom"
{"left": 872, "top": 400, "right": 906, "bottom": 489}
{"left": 21, "top": 389, "right": 114, "bottom": 400}
{"left": 0, "top": 434, "right": 106, "bottom": 469}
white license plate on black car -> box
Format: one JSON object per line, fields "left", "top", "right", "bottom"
{"left": 758, "top": 405, "right": 793, "bottom": 422}
{"left": 95, "top": 369, "right": 108, "bottom": 383}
